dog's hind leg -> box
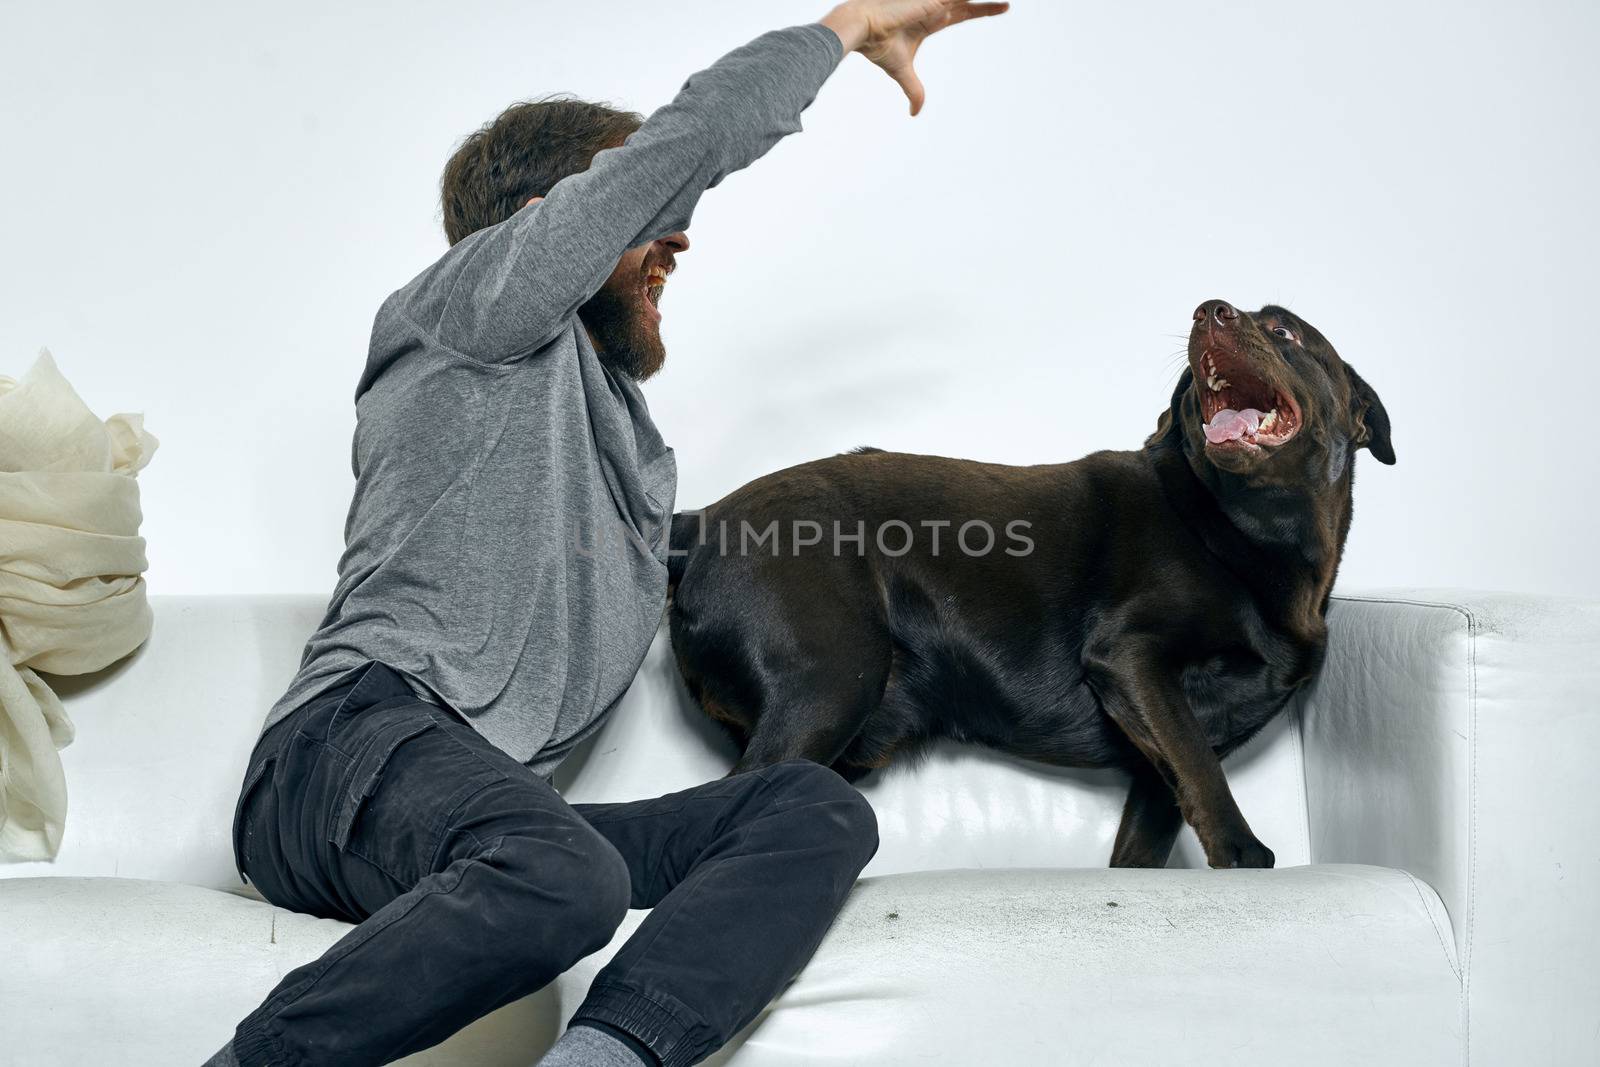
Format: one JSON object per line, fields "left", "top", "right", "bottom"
{"left": 730, "top": 659, "right": 889, "bottom": 775}
{"left": 674, "top": 549, "right": 893, "bottom": 777}
{"left": 1110, "top": 762, "right": 1184, "bottom": 868}
{"left": 728, "top": 606, "right": 893, "bottom": 776}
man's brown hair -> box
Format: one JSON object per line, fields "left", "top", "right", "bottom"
{"left": 440, "top": 96, "right": 643, "bottom": 246}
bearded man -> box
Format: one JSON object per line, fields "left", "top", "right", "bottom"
{"left": 213, "top": 3, "right": 1007, "bottom": 1065}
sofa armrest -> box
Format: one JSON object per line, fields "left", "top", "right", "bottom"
{"left": 1299, "top": 589, "right": 1600, "bottom": 1065}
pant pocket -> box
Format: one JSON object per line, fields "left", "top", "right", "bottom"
{"left": 328, "top": 719, "right": 437, "bottom": 851}
{"left": 328, "top": 713, "right": 507, "bottom": 887}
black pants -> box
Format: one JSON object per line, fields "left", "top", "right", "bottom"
{"left": 229, "top": 662, "right": 878, "bottom": 1067}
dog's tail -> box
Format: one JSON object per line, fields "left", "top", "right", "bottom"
{"left": 666, "top": 511, "right": 701, "bottom": 593}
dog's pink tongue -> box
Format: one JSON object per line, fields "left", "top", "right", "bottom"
{"left": 1204, "top": 408, "right": 1264, "bottom": 444}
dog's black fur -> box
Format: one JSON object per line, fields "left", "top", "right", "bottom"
{"left": 667, "top": 301, "right": 1393, "bottom": 868}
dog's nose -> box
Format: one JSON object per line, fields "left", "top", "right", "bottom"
{"left": 1193, "top": 300, "right": 1239, "bottom": 327}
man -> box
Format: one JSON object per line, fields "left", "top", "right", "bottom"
{"left": 213, "top": 2, "right": 1007, "bottom": 1064}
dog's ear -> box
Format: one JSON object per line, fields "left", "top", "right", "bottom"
{"left": 1345, "top": 363, "right": 1395, "bottom": 465}
{"left": 1145, "top": 368, "right": 1193, "bottom": 448}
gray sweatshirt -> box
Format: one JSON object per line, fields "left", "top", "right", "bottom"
{"left": 265, "top": 24, "right": 844, "bottom": 773}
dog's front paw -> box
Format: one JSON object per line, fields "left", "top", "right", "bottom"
{"left": 1207, "top": 836, "right": 1275, "bottom": 869}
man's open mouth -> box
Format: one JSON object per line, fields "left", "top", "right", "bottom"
{"left": 1195, "top": 347, "right": 1301, "bottom": 450}
{"left": 645, "top": 264, "right": 670, "bottom": 310}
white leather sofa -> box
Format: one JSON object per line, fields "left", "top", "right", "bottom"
{"left": 2, "top": 591, "right": 1596, "bottom": 1065}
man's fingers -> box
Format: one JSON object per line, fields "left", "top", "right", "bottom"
{"left": 946, "top": 1, "right": 1010, "bottom": 27}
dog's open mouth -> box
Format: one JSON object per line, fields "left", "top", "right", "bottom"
{"left": 1196, "top": 348, "right": 1301, "bottom": 450}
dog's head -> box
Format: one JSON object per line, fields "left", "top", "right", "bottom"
{"left": 1149, "top": 300, "right": 1394, "bottom": 487}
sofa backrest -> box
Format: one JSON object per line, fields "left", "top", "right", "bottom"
{"left": 1, "top": 596, "right": 1312, "bottom": 888}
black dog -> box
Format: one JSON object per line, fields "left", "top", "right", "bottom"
{"left": 667, "top": 301, "right": 1393, "bottom": 868}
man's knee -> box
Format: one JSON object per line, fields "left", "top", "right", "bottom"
{"left": 489, "top": 829, "right": 631, "bottom": 961}
{"left": 762, "top": 759, "right": 879, "bottom": 870}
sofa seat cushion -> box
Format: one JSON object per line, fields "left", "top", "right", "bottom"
{"left": 0, "top": 876, "right": 559, "bottom": 1065}
{"left": 1, "top": 864, "right": 1460, "bottom": 1066}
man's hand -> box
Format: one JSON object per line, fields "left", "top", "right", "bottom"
{"left": 820, "top": 0, "right": 1010, "bottom": 116}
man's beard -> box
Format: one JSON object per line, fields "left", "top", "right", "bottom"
{"left": 578, "top": 281, "right": 665, "bottom": 382}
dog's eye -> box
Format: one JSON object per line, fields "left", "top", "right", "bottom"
{"left": 1272, "top": 326, "right": 1299, "bottom": 343}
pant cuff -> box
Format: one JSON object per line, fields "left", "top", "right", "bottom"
{"left": 572, "top": 983, "right": 705, "bottom": 1067}
{"left": 231, "top": 1016, "right": 286, "bottom": 1067}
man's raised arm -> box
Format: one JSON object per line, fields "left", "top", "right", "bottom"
{"left": 396, "top": 1, "right": 1008, "bottom": 364}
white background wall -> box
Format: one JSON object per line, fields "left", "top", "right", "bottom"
{"left": 4, "top": 0, "right": 1596, "bottom": 598}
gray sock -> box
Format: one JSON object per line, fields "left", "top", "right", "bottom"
{"left": 201, "top": 1041, "right": 240, "bottom": 1067}
{"left": 537, "top": 1023, "right": 650, "bottom": 1067}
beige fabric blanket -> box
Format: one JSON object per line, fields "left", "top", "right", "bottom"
{"left": 0, "top": 351, "right": 157, "bottom": 860}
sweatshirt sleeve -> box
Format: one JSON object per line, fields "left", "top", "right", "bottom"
{"left": 397, "top": 23, "right": 844, "bottom": 364}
